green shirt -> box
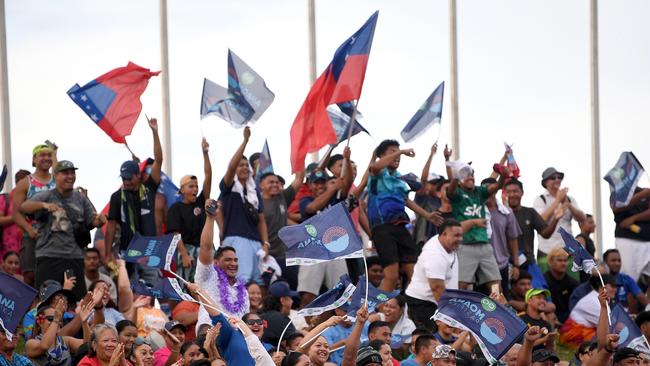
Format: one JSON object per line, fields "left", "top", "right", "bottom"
{"left": 449, "top": 185, "right": 490, "bottom": 244}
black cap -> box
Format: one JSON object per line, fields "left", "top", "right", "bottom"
{"left": 164, "top": 320, "right": 187, "bottom": 333}
{"left": 613, "top": 347, "right": 640, "bottom": 363}
{"left": 308, "top": 170, "right": 329, "bottom": 183}
{"left": 531, "top": 349, "right": 560, "bottom": 363}
{"left": 268, "top": 281, "right": 298, "bottom": 298}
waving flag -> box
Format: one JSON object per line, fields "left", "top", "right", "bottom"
{"left": 67, "top": 62, "right": 160, "bottom": 143}
{"left": 504, "top": 143, "right": 521, "bottom": 178}
{"left": 124, "top": 233, "right": 180, "bottom": 271}
{"left": 432, "top": 289, "right": 527, "bottom": 364}
{"left": 290, "top": 12, "right": 379, "bottom": 173}
{"left": 158, "top": 173, "right": 182, "bottom": 208}
{"left": 279, "top": 202, "right": 364, "bottom": 265}
{"left": 344, "top": 275, "right": 399, "bottom": 318}
{"left": 201, "top": 78, "right": 229, "bottom": 118}
{"left": 559, "top": 227, "right": 597, "bottom": 275}
{"left": 0, "top": 272, "right": 38, "bottom": 340}
{"left": 400, "top": 81, "right": 444, "bottom": 142}
{"left": 298, "top": 275, "right": 356, "bottom": 317}
{"left": 604, "top": 152, "right": 644, "bottom": 208}
{"left": 610, "top": 303, "right": 647, "bottom": 350}
{"left": 256, "top": 140, "right": 274, "bottom": 181}
{"left": 132, "top": 278, "right": 194, "bottom": 302}
{"left": 327, "top": 105, "right": 369, "bottom": 145}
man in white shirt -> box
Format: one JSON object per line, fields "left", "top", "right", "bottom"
{"left": 405, "top": 219, "right": 462, "bottom": 332}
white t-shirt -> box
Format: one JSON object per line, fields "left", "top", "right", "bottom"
{"left": 195, "top": 261, "right": 250, "bottom": 330}
{"left": 405, "top": 235, "right": 458, "bottom": 303}
{"left": 533, "top": 191, "right": 580, "bottom": 254}
{"left": 570, "top": 290, "right": 600, "bottom": 327}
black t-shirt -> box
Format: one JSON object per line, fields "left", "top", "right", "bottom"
{"left": 108, "top": 176, "right": 159, "bottom": 250}
{"left": 166, "top": 191, "right": 206, "bottom": 246}
{"left": 518, "top": 313, "right": 553, "bottom": 350}
{"left": 512, "top": 206, "right": 548, "bottom": 265}
{"left": 544, "top": 271, "right": 578, "bottom": 323}
{"left": 614, "top": 191, "right": 650, "bottom": 241}
{"left": 260, "top": 310, "right": 295, "bottom": 345}
{"left": 218, "top": 178, "right": 264, "bottom": 241}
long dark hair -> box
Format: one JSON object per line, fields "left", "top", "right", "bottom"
{"left": 281, "top": 351, "right": 306, "bottom": 366}
{"left": 261, "top": 294, "right": 282, "bottom": 312}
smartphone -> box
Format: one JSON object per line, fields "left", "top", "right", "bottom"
{"left": 65, "top": 269, "right": 75, "bottom": 280}
{"left": 206, "top": 200, "right": 218, "bottom": 216}
{"left": 490, "top": 283, "right": 500, "bottom": 295}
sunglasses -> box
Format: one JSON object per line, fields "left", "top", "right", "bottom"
{"left": 548, "top": 175, "right": 563, "bottom": 181}
{"left": 246, "top": 319, "right": 265, "bottom": 327}
{"left": 134, "top": 337, "right": 151, "bottom": 346}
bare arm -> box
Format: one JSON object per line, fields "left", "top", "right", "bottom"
{"left": 202, "top": 138, "right": 212, "bottom": 198}
{"left": 428, "top": 278, "right": 446, "bottom": 303}
{"left": 516, "top": 326, "right": 542, "bottom": 366}
{"left": 299, "top": 316, "right": 344, "bottom": 353}
{"left": 258, "top": 214, "right": 269, "bottom": 252}
{"left": 224, "top": 127, "right": 250, "bottom": 188}
{"left": 508, "top": 238, "right": 519, "bottom": 267}
{"left": 290, "top": 170, "right": 305, "bottom": 193}
{"left": 304, "top": 184, "right": 340, "bottom": 215}
{"left": 116, "top": 260, "right": 133, "bottom": 314}
{"left": 341, "top": 306, "right": 368, "bottom": 366}
{"left": 489, "top": 150, "right": 509, "bottom": 179}
{"left": 12, "top": 178, "right": 33, "bottom": 234}
{"left": 104, "top": 220, "right": 117, "bottom": 262}
{"left": 568, "top": 203, "right": 587, "bottom": 224}
{"left": 339, "top": 147, "right": 354, "bottom": 197}
{"left": 418, "top": 144, "right": 437, "bottom": 194}
{"left": 486, "top": 166, "right": 508, "bottom": 195}
{"left": 369, "top": 148, "right": 414, "bottom": 176}
{"left": 199, "top": 200, "right": 217, "bottom": 265}
{"left": 148, "top": 117, "right": 163, "bottom": 185}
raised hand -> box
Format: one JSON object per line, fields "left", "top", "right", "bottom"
{"left": 356, "top": 305, "right": 369, "bottom": 324}
{"left": 401, "top": 148, "right": 415, "bottom": 158}
{"left": 108, "top": 342, "right": 125, "bottom": 366}
{"left": 443, "top": 144, "right": 452, "bottom": 161}
{"left": 79, "top": 294, "right": 95, "bottom": 323}
{"left": 428, "top": 211, "right": 444, "bottom": 226}
{"left": 201, "top": 138, "right": 210, "bottom": 153}
{"left": 524, "top": 326, "right": 544, "bottom": 343}
{"left": 243, "top": 126, "right": 251, "bottom": 141}
{"left": 133, "top": 295, "right": 151, "bottom": 309}
{"left": 148, "top": 117, "right": 158, "bottom": 131}
{"left": 343, "top": 146, "right": 351, "bottom": 159}
{"left": 63, "top": 271, "right": 76, "bottom": 290}
{"left": 431, "top": 143, "right": 438, "bottom": 155}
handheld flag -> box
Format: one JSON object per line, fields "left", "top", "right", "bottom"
{"left": 604, "top": 152, "right": 644, "bottom": 208}
{"left": 256, "top": 140, "right": 274, "bottom": 180}
{"left": 290, "top": 11, "right": 379, "bottom": 173}
{"left": 432, "top": 289, "right": 527, "bottom": 364}
{"left": 344, "top": 275, "right": 399, "bottom": 317}
{"left": 327, "top": 105, "right": 369, "bottom": 145}
{"left": 558, "top": 227, "right": 597, "bottom": 275}
{"left": 132, "top": 278, "right": 194, "bottom": 302}
{"left": 279, "top": 202, "right": 364, "bottom": 265}
{"left": 0, "top": 164, "right": 7, "bottom": 190}
{"left": 298, "top": 275, "right": 356, "bottom": 316}
{"left": 137, "top": 159, "right": 182, "bottom": 208}
{"left": 124, "top": 233, "right": 180, "bottom": 271}
{"left": 609, "top": 303, "right": 647, "bottom": 350}
{"left": 201, "top": 78, "right": 230, "bottom": 118}
{"left": 400, "top": 81, "right": 444, "bottom": 142}
{"left": 0, "top": 272, "right": 38, "bottom": 340}
{"left": 504, "top": 143, "right": 521, "bottom": 178}
{"left": 67, "top": 62, "right": 160, "bottom": 143}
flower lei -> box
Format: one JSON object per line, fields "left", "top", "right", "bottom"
{"left": 214, "top": 265, "right": 247, "bottom": 314}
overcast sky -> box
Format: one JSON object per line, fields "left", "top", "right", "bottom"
{"left": 2, "top": 0, "right": 649, "bottom": 253}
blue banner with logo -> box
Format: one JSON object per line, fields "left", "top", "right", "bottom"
{"left": 400, "top": 81, "right": 444, "bottom": 142}
{"left": 610, "top": 303, "right": 647, "bottom": 350}
{"left": 432, "top": 289, "right": 527, "bottom": 364}
{"left": 0, "top": 272, "right": 38, "bottom": 340}
{"left": 604, "top": 151, "right": 644, "bottom": 208}
{"left": 131, "top": 278, "right": 194, "bottom": 302}
{"left": 280, "top": 202, "right": 364, "bottom": 266}
{"left": 343, "top": 275, "right": 399, "bottom": 318}
{"left": 124, "top": 233, "right": 180, "bottom": 271}
{"left": 559, "top": 227, "right": 597, "bottom": 275}
{"left": 298, "top": 274, "right": 356, "bottom": 317}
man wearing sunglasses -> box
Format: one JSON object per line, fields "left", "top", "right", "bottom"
{"left": 533, "top": 167, "right": 586, "bottom": 273}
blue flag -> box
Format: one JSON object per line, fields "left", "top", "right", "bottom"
{"left": 256, "top": 139, "right": 274, "bottom": 181}
{"left": 400, "top": 81, "right": 445, "bottom": 142}
{"left": 327, "top": 104, "right": 369, "bottom": 144}
{"left": 132, "top": 278, "right": 194, "bottom": 302}
{"left": 124, "top": 233, "right": 180, "bottom": 271}
{"left": 344, "top": 275, "right": 399, "bottom": 318}
{"left": 0, "top": 272, "right": 38, "bottom": 339}
{"left": 432, "top": 289, "right": 527, "bottom": 364}
{"left": 279, "top": 202, "right": 364, "bottom": 266}
{"left": 298, "top": 274, "right": 356, "bottom": 317}
{"left": 527, "top": 263, "right": 550, "bottom": 291}
{"left": 558, "top": 227, "right": 597, "bottom": 275}
{"left": 604, "top": 152, "right": 644, "bottom": 208}
{"left": 158, "top": 172, "right": 182, "bottom": 208}
{"left": 0, "top": 164, "right": 7, "bottom": 190}
{"left": 610, "top": 303, "right": 647, "bottom": 350}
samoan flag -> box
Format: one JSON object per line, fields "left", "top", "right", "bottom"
{"left": 256, "top": 140, "right": 274, "bottom": 181}
{"left": 0, "top": 272, "right": 38, "bottom": 340}
{"left": 343, "top": 275, "right": 399, "bottom": 318}
{"left": 132, "top": 278, "right": 194, "bottom": 302}
{"left": 124, "top": 233, "right": 180, "bottom": 271}
{"left": 290, "top": 11, "right": 378, "bottom": 173}
{"left": 327, "top": 105, "right": 369, "bottom": 145}
{"left": 0, "top": 164, "right": 7, "bottom": 190}
{"left": 67, "top": 62, "right": 160, "bottom": 143}
{"left": 298, "top": 275, "right": 356, "bottom": 317}
{"left": 279, "top": 202, "right": 364, "bottom": 266}
{"left": 609, "top": 303, "right": 647, "bottom": 350}
{"left": 432, "top": 289, "right": 528, "bottom": 364}
{"left": 559, "top": 227, "right": 597, "bottom": 275}
{"left": 137, "top": 159, "right": 182, "bottom": 208}
{"left": 604, "top": 152, "right": 645, "bottom": 208}
{"left": 400, "top": 81, "right": 444, "bottom": 143}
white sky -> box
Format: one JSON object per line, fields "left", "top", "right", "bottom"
{"left": 2, "top": 0, "right": 650, "bottom": 253}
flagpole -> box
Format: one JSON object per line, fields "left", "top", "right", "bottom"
{"left": 307, "top": 0, "right": 319, "bottom": 163}
{"left": 159, "top": 0, "right": 173, "bottom": 177}
{"left": 344, "top": 100, "right": 359, "bottom": 147}
{"left": 277, "top": 315, "right": 297, "bottom": 354}
{"left": 0, "top": 0, "right": 11, "bottom": 192}
{"left": 589, "top": 0, "right": 603, "bottom": 259}
{"left": 448, "top": 0, "right": 460, "bottom": 160}
{"left": 362, "top": 255, "right": 369, "bottom": 307}
{"left": 595, "top": 270, "right": 611, "bottom": 326}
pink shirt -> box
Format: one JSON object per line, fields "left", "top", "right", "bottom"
{"left": 0, "top": 191, "right": 21, "bottom": 259}
{"left": 153, "top": 346, "right": 171, "bottom": 366}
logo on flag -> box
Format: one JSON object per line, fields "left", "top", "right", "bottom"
{"left": 124, "top": 233, "right": 180, "bottom": 271}
{"left": 298, "top": 275, "right": 356, "bottom": 316}
{"left": 344, "top": 275, "right": 399, "bottom": 318}
{"left": 132, "top": 278, "right": 194, "bottom": 302}
{"left": 604, "top": 152, "right": 644, "bottom": 208}
{"left": 609, "top": 303, "right": 647, "bottom": 350}
{"left": 0, "top": 272, "right": 38, "bottom": 340}
{"left": 559, "top": 227, "right": 597, "bottom": 275}
{"left": 400, "top": 81, "right": 444, "bottom": 142}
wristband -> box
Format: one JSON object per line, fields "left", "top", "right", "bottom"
{"left": 605, "top": 346, "right": 616, "bottom": 353}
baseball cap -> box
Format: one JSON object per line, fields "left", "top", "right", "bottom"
{"left": 305, "top": 162, "right": 319, "bottom": 175}
{"left": 356, "top": 346, "right": 383, "bottom": 366}
{"left": 164, "top": 320, "right": 187, "bottom": 333}
{"left": 32, "top": 144, "right": 52, "bottom": 156}
{"left": 531, "top": 349, "right": 560, "bottom": 363}
{"left": 308, "top": 170, "right": 329, "bottom": 183}
{"left": 541, "top": 167, "right": 564, "bottom": 188}
{"left": 268, "top": 281, "right": 298, "bottom": 298}
{"left": 525, "top": 288, "right": 551, "bottom": 303}
{"left": 179, "top": 175, "right": 197, "bottom": 191}
{"left": 120, "top": 161, "right": 140, "bottom": 180}
{"left": 54, "top": 160, "right": 78, "bottom": 173}
{"left": 432, "top": 344, "right": 456, "bottom": 359}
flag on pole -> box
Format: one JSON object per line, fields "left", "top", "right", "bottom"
{"left": 298, "top": 275, "right": 356, "bottom": 316}
{"left": 343, "top": 275, "right": 399, "bottom": 317}
{"left": 67, "top": 62, "right": 160, "bottom": 143}
{"left": 558, "top": 227, "right": 597, "bottom": 275}
{"left": 432, "top": 289, "right": 527, "bottom": 364}
{"left": 132, "top": 278, "right": 194, "bottom": 302}
{"left": 290, "top": 12, "right": 379, "bottom": 173}
{"left": 609, "top": 303, "right": 647, "bottom": 350}
{"left": 256, "top": 139, "right": 274, "bottom": 181}
{"left": 279, "top": 202, "right": 364, "bottom": 265}
{"left": 327, "top": 105, "right": 369, "bottom": 145}
{"left": 200, "top": 78, "right": 230, "bottom": 118}
{"left": 0, "top": 272, "right": 38, "bottom": 340}
{"left": 124, "top": 233, "right": 180, "bottom": 271}
{"left": 604, "top": 152, "right": 644, "bottom": 208}
{"left": 400, "top": 81, "right": 444, "bottom": 143}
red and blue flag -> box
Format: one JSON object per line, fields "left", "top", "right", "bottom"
{"left": 67, "top": 62, "right": 160, "bottom": 144}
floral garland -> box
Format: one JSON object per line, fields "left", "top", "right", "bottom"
{"left": 214, "top": 265, "right": 247, "bottom": 314}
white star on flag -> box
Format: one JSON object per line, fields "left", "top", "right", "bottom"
{"left": 80, "top": 95, "right": 88, "bottom": 102}
{"left": 70, "top": 94, "right": 76, "bottom": 99}
{"left": 90, "top": 114, "right": 98, "bottom": 121}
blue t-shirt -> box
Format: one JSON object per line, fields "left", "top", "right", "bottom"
{"left": 400, "top": 359, "right": 420, "bottom": 366}
{"left": 218, "top": 179, "right": 264, "bottom": 241}
{"left": 211, "top": 314, "right": 255, "bottom": 366}
{"left": 367, "top": 168, "right": 410, "bottom": 227}
{"left": 615, "top": 272, "right": 643, "bottom": 306}
{"left": 323, "top": 324, "right": 354, "bottom": 365}
{"left": 0, "top": 353, "right": 33, "bottom": 366}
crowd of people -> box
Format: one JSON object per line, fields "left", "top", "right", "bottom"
{"left": 1, "top": 119, "right": 649, "bottom": 366}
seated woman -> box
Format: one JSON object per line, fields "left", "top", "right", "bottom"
{"left": 560, "top": 274, "right": 617, "bottom": 348}
{"left": 78, "top": 324, "right": 132, "bottom": 366}
{"left": 26, "top": 296, "right": 94, "bottom": 366}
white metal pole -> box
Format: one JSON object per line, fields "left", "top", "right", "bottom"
{"left": 159, "top": 0, "right": 172, "bottom": 176}
{"left": 449, "top": 0, "right": 460, "bottom": 160}
{"left": 0, "top": 0, "right": 11, "bottom": 192}
{"left": 307, "top": 0, "right": 319, "bottom": 163}
{"left": 590, "top": 0, "right": 603, "bottom": 258}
